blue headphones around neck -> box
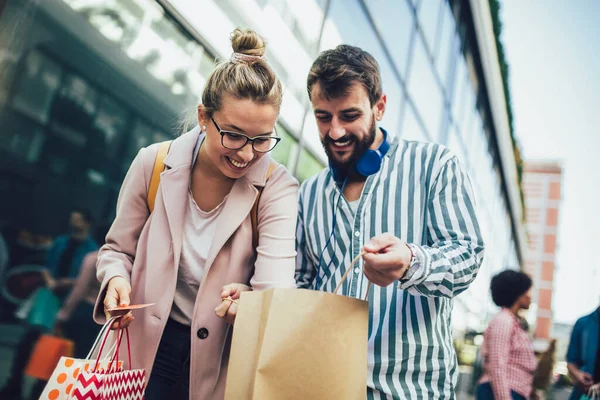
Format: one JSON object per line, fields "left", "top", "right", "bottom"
{"left": 330, "top": 128, "right": 390, "bottom": 183}
{"left": 314, "top": 128, "right": 390, "bottom": 290}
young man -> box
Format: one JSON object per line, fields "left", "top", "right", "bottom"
{"left": 295, "top": 45, "right": 485, "bottom": 399}
{"left": 46, "top": 207, "right": 98, "bottom": 290}
{"left": 566, "top": 305, "right": 600, "bottom": 400}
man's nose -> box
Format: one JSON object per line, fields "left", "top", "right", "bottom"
{"left": 329, "top": 119, "right": 346, "bottom": 141}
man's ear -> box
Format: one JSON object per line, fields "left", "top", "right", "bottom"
{"left": 374, "top": 94, "right": 386, "bottom": 121}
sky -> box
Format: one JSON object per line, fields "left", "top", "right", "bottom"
{"left": 501, "top": 1, "right": 600, "bottom": 324}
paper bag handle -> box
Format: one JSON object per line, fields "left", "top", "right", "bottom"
{"left": 85, "top": 317, "right": 120, "bottom": 360}
{"left": 334, "top": 252, "right": 371, "bottom": 300}
{"left": 107, "top": 319, "right": 132, "bottom": 372}
{"left": 93, "top": 317, "right": 131, "bottom": 372}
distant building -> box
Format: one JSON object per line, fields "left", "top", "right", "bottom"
{"left": 522, "top": 161, "right": 563, "bottom": 348}
{"left": 0, "top": 0, "right": 525, "bottom": 335}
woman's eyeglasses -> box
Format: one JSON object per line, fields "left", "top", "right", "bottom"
{"left": 211, "top": 117, "right": 281, "bottom": 153}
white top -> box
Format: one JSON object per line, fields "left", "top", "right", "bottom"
{"left": 170, "top": 190, "right": 227, "bottom": 325}
{"left": 348, "top": 199, "right": 360, "bottom": 214}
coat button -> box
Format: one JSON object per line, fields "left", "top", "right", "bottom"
{"left": 197, "top": 328, "right": 209, "bottom": 339}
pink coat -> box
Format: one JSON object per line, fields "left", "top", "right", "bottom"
{"left": 94, "top": 127, "right": 298, "bottom": 399}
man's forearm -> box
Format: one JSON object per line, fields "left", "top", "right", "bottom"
{"left": 567, "top": 363, "right": 580, "bottom": 378}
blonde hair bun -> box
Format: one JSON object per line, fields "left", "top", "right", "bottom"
{"left": 231, "top": 27, "right": 266, "bottom": 57}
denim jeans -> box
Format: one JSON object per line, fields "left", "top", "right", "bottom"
{"left": 145, "top": 319, "right": 191, "bottom": 400}
{"left": 476, "top": 382, "right": 527, "bottom": 399}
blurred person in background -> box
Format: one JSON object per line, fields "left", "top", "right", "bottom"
{"left": 566, "top": 304, "right": 600, "bottom": 400}
{"left": 0, "top": 208, "right": 98, "bottom": 400}
{"left": 97, "top": 28, "right": 298, "bottom": 400}
{"left": 54, "top": 224, "right": 109, "bottom": 358}
{"left": 45, "top": 207, "right": 98, "bottom": 298}
{"left": 477, "top": 270, "right": 538, "bottom": 400}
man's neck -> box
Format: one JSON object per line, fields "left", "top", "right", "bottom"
{"left": 370, "top": 127, "right": 385, "bottom": 151}
{"left": 342, "top": 179, "right": 366, "bottom": 202}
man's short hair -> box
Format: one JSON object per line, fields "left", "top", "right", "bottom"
{"left": 307, "top": 44, "right": 382, "bottom": 106}
{"left": 490, "top": 270, "right": 532, "bottom": 308}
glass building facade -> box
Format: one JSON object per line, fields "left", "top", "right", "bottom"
{"left": 0, "top": 0, "right": 525, "bottom": 338}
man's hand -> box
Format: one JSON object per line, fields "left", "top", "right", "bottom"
{"left": 362, "top": 233, "right": 413, "bottom": 287}
{"left": 574, "top": 370, "right": 594, "bottom": 392}
{"left": 215, "top": 283, "right": 251, "bottom": 324}
{"left": 104, "top": 276, "right": 134, "bottom": 329}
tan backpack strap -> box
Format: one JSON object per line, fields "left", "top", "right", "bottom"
{"left": 251, "top": 161, "right": 277, "bottom": 250}
{"left": 147, "top": 141, "right": 172, "bottom": 212}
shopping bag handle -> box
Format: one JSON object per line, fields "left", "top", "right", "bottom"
{"left": 589, "top": 383, "right": 600, "bottom": 399}
{"left": 334, "top": 252, "right": 371, "bottom": 300}
{"left": 106, "top": 318, "right": 132, "bottom": 373}
{"left": 85, "top": 317, "right": 120, "bottom": 360}
{"left": 93, "top": 317, "right": 131, "bottom": 372}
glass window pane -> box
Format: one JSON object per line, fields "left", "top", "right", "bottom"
{"left": 91, "top": 96, "right": 130, "bottom": 158}
{"left": 270, "top": 123, "right": 297, "bottom": 168}
{"left": 461, "top": 80, "right": 477, "bottom": 145}
{"left": 447, "top": 124, "right": 467, "bottom": 167}
{"left": 0, "top": 111, "right": 46, "bottom": 163}
{"left": 321, "top": 0, "right": 403, "bottom": 136}
{"left": 50, "top": 74, "right": 99, "bottom": 148}
{"left": 65, "top": 0, "right": 213, "bottom": 105}
{"left": 400, "top": 103, "right": 428, "bottom": 142}
{"left": 407, "top": 36, "right": 444, "bottom": 141}
{"left": 451, "top": 52, "right": 467, "bottom": 130}
{"left": 0, "top": 58, "right": 18, "bottom": 105}
{"left": 364, "top": 0, "right": 414, "bottom": 78}
{"left": 296, "top": 148, "right": 325, "bottom": 183}
{"left": 124, "top": 119, "right": 170, "bottom": 174}
{"left": 417, "top": 0, "right": 441, "bottom": 53}
{"left": 128, "top": 119, "right": 153, "bottom": 160}
{"left": 436, "top": 2, "right": 456, "bottom": 92}
{"left": 12, "top": 50, "right": 62, "bottom": 124}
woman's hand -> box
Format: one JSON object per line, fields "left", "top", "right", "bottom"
{"left": 215, "top": 283, "right": 252, "bottom": 324}
{"left": 103, "top": 276, "right": 134, "bottom": 329}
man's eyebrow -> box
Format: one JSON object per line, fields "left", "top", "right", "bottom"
{"left": 340, "top": 108, "right": 362, "bottom": 113}
{"left": 314, "top": 109, "right": 331, "bottom": 115}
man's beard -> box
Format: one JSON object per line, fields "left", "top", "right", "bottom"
{"left": 322, "top": 115, "right": 377, "bottom": 178}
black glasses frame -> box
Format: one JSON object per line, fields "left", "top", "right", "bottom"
{"left": 211, "top": 117, "right": 281, "bottom": 153}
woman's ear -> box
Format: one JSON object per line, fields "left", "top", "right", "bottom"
{"left": 197, "top": 105, "right": 209, "bottom": 130}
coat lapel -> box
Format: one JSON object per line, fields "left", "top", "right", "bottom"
{"left": 158, "top": 127, "right": 200, "bottom": 267}
{"left": 160, "top": 166, "right": 190, "bottom": 267}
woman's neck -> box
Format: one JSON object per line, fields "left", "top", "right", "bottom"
{"left": 194, "top": 144, "right": 234, "bottom": 186}
{"left": 508, "top": 303, "right": 521, "bottom": 316}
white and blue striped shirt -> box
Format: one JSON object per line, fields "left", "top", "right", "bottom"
{"left": 295, "top": 136, "right": 485, "bottom": 399}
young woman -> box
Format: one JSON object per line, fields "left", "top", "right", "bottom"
{"left": 94, "top": 28, "right": 298, "bottom": 399}
{"left": 477, "top": 270, "right": 538, "bottom": 400}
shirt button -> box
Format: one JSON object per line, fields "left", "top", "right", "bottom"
{"left": 354, "top": 231, "right": 360, "bottom": 237}
{"left": 354, "top": 267, "right": 360, "bottom": 274}
{"left": 197, "top": 328, "right": 209, "bottom": 339}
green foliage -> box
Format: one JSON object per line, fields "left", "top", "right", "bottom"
{"left": 488, "top": 0, "right": 526, "bottom": 217}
